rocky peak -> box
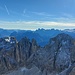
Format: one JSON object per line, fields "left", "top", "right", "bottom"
{"left": 32, "top": 38, "right": 37, "bottom": 46}
{"left": 18, "top": 37, "right": 31, "bottom": 64}
{"left": 48, "top": 33, "right": 74, "bottom": 46}
{"left": 27, "top": 33, "right": 75, "bottom": 74}
{"left": 31, "top": 38, "right": 40, "bottom": 53}
{"left": 0, "top": 36, "right": 17, "bottom": 50}
{"left": 45, "top": 33, "right": 75, "bottom": 72}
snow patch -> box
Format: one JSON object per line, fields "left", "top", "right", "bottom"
{"left": 5, "top": 37, "right": 10, "bottom": 42}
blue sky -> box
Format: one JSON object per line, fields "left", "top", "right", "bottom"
{"left": 0, "top": 0, "right": 75, "bottom": 30}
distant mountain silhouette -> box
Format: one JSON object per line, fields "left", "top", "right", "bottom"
{"left": 0, "top": 28, "right": 75, "bottom": 46}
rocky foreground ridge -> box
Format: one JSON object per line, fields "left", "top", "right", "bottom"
{"left": 0, "top": 33, "right": 75, "bottom": 75}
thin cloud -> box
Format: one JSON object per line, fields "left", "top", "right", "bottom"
{"left": 23, "top": 9, "right": 26, "bottom": 14}
{"left": 62, "top": 13, "right": 73, "bottom": 18}
{"left": 4, "top": 5, "right": 10, "bottom": 15}
{"left": 0, "top": 21, "right": 75, "bottom": 30}
{"left": 7, "top": 9, "right": 30, "bottom": 18}
{"left": 31, "top": 11, "right": 54, "bottom": 17}
{"left": 22, "top": 9, "right": 30, "bottom": 17}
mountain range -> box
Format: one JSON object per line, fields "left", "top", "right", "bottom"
{"left": 0, "top": 29, "right": 75, "bottom": 75}
{"left": 0, "top": 28, "right": 75, "bottom": 47}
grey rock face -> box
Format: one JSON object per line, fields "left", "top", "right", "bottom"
{"left": 3, "top": 66, "right": 42, "bottom": 75}
{"left": 0, "top": 36, "right": 40, "bottom": 74}
{"left": 18, "top": 37, "right": 40, "bottom": 65}
{"left": 31, "top": 38, "right": 40, "bottom": 53}
{"left": 0, "top": 37, "right": 19, "bottom": 74}
{"left": 27, "top": 33, "right": 75, "bottom": 73}
{"left": 0, "top": 33, "right": 75, "bottom": 75}
{"left": 47, "top": 33, "right": 75, "bottom": 71}
{"left": 18, "top": 37, "right": 32, "bottom": 65}
{"left": 69, "top": 67, "right": 75, "bottom": 75}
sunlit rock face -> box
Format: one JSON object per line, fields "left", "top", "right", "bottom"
{"left": 0, "top": 33, "right": 75, "bottom": 75}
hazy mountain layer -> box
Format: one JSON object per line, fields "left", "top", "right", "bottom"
{"left": 0, "top": 28, "right": 75, "bottom": 46}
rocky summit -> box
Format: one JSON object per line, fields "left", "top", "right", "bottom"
{"left": 0, "top": 33, "right": 75, "bottom": 75}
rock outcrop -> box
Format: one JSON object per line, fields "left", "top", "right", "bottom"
{"left": 0, "top": 37, "right": 18, "bottom": 74}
